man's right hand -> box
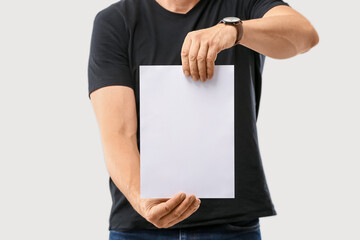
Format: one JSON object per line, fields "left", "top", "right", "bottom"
{"left": 135, "top": 192, "right": 201, "bottom": 229}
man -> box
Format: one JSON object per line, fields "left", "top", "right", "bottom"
{"left": 88, "top": 0, "right": 318, "bottom": 239}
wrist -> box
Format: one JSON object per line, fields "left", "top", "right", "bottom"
{"left": 218, "top": 17, "right": 243, "bottom": 46}
{"left": 225, "top": 24, "right": 238, "bottom": 45}
{"left": 217, "top": 23, "right": 237, "bottom": 49}
{"left": 126, "top": 182, "right": 141, "bottom": 211}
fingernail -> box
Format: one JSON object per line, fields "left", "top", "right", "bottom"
{"left": 180, "top": 193, "right": 186, "bottom": 200}
{"left": 184, "top": 71, "right": 190, "bottom": 76}
{"left": 200, "top": 77, "right": 205, "bottom": 82}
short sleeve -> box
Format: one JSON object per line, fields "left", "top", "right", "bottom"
{"left": 87, "top": 8, "right": 134, "bottom": 99}
{"left": 246, "top": 0, "right": 290, "bottom": 20}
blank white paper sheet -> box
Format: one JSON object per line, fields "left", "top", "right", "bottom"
{"left": 139, "top": 65, "right": 234, "bottom": 199}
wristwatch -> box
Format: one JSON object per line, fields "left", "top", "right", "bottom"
{"left": 219, "top": 17, "right": 243, "bottom": 46}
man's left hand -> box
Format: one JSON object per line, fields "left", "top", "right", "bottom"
{"left": 181, "top": 23, "right": 237, "bottom": 82}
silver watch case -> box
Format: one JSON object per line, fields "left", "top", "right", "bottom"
{"left": 220, "top": 17, "right": 242, "bottom": 24}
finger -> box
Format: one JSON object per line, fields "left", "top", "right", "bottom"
{"left": 151, "top": 192, "right": 186, "bottom": 219}
{"left": 181, "top": 36, "right": 191, "bottom": 77}
{"left": 197, "top": 42, "right": 209, "bottom": 82}
{"left": 165, "top": 198, "right": 201, "bottom": 228}
{"left": 206, "top": 45, "right": 218, "bottom": 79}
{"left": 158, "top": 194, "right": 196, "bottom": 225}
{"left": 188, "top": 40, "right": 200, "bottom": 81}
{"left": 148, "top": 198, "right": 170, "bottom": 203}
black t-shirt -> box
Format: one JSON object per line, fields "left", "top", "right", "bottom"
{"left": 88, "top": 0, "right": 289, "bottom": 231}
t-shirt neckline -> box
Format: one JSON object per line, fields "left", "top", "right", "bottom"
{"left": 150, "top": 0, "right": 206, "bottom": 18}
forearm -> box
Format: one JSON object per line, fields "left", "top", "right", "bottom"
{"left": 239, "top": 14, "right": 319, "bottom": 59}
{"left": 101, "top": 132, "right": 141, "bottom": 212}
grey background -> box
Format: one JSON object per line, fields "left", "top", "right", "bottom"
{"left": 0, "top": 0, "right": 359, "bottom": 239}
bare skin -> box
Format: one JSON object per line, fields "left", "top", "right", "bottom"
{"left": 179, "top": 3, "right": 319, "bottom": 81}
{"left": 90, "top": 0, "right": 319, "bottom": 229}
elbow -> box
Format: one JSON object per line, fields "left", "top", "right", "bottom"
{"left": 311, "top": 28, "right": 320, "bottom": 48}
{"left": 262, "top": 20, "right": 320, "bottom": 60}
{"left": 300, "top": 24, "right": 319, "bottom": 54}
{"left": 117, "top": 126, "right": 137, "bottom": 140}
{"left": 308, "top": 24, "right": 319, "bottom": 48}
{"left": 272, "top": 24, "right": 319, "bottom": 59}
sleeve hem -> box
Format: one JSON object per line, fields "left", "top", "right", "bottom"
{"left": 256, "top": 2, "right": 290, "bottom": 19}
{"left": 88, "top": 81, "right": 135, "bottom": 100}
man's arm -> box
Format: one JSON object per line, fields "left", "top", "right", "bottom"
{"left": 89, "top": 86, "right": 201, "bottom": 229}
{"left": 181, "top": 5, "right": 319, "bottom": 81}
{"left": 239, "top": 5, "right": 319, "bottom": 59}
{"left": 90, "top": 86, "right": 140, "bottom": 210}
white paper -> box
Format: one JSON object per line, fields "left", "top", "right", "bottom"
{"left": 139, "top": 65, "right": 234, "bottom": 199}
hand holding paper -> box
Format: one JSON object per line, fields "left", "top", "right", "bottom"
{"left": 135, "top": 192, "right": 201, "bottom": 229}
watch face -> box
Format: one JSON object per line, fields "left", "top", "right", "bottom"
{"left": 223, "top": 17, "right": 241, "bottom": 23}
